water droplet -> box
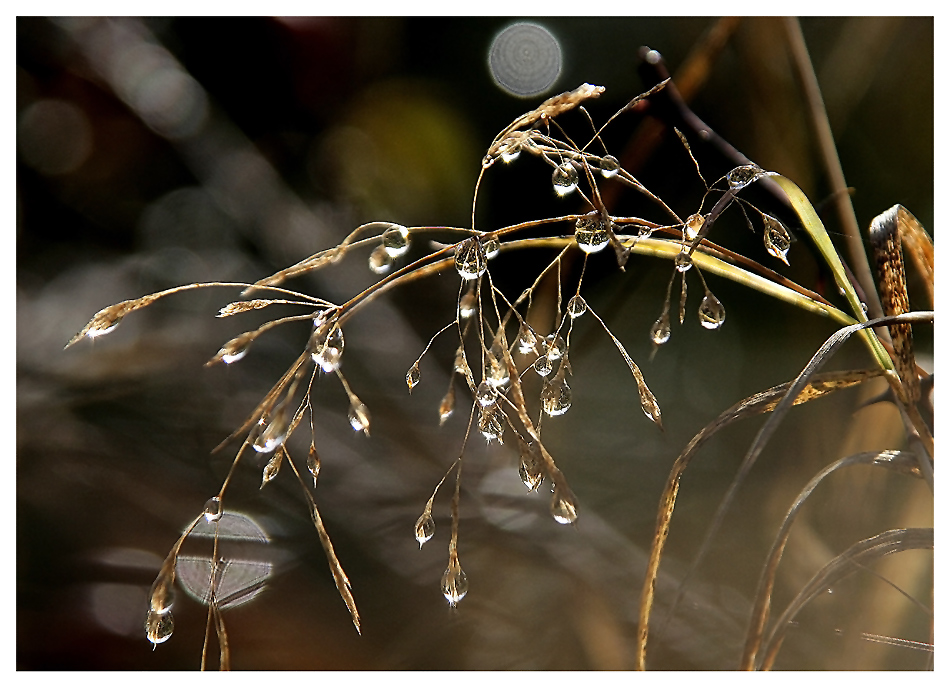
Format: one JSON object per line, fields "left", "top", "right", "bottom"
{"left": 762, "top": 214, "right": 791, "bottom": 265}
{"left": 455, "top": 237, "right": 487, "bottom": 280}
{"left": 519, "top": 459, "right": 543, "bottom": 491}
{"left": 727, "top": 163, "right": 769, "bottom": 190}
{"left": 310, "top": 325, "right": 345, "bottom": 373}
{"left": 253, "top": 414, "right": 289, "bottom": 453}
{"left": 453, "top": 347, "right": 469, "bottom": 375}
{"left": 517, "top": 322, "right": 538, "bottom": 354}
{"left": 145, "top": 609, "right": 174, "bottom": 646}
{"left": 541, "top": 377, "right": 572, "bottom": 416}
{"left": 478, "top": 403, "right": 505, "bottom": 443}
{"left": 674, "top": 251, "right": 693, "bottom": 272}
{"left": 208, "top": 331, "right": 254, "bottom": 365}
{"left": 483, "top": 236, "right": 501, "bottom": 260}
{"left": 261, "top": 453, "right": 282, "bottom": 488}
{"left": 543, "top": 333, "right": 566, "bottom": 360}
{"left": 441, "top": 557, "right": 469, "bottom": 606}
{"left": 575, "top": 216, "right": 610, "bottom": 253}
{"left": 567, "top": 294, "right": 587, "bottom": 319}
{"left": 650, "top": 313, "right": 671, "bottom": 346}
{"left": 307, "top": 444, "right": 321, "bottom": 488}
{"left": 685, "top": 213, "right": 705, "bottom": 241}
{"left": 202, "top": 496, "right": 222, "bottom": 523}
{"left": 414, "top": 511, "right": 435, "bottom": 548}
{"left": 552, "top": 162, "right": 579, "bottom": 196}
{"left": 637, "top": 224, "right": 654, "bottom": 238}
{"left": 481, "top": 154, "right": 494, "bottom": 168}
{"left": 406, "top": 362, "right": 421, "bottom": 392}
{"left": 600, "top": 154, "right": 620, "bottom": 178}
{"left": 477, "top": 380, "right": 496, "bottom": 407}
{"left": 381, "top": 224, "right": 410, "bottom": 257}
{"left": 486, "top": 344, "right": 510, "bottom": 389}
{"left": 533, "top": 354, "right": 554, "bottom": 377}
{"left": 368, "top": 244, "right": 393, "bottom": 274}
{"left": 698, "top": 293, "right": 726, "bottom": 330}
{"left": 348, "top": 400, "right": 371, "bottom": 436}
{"left": 550, "top": 486, "right": 578, "bottom": 525}
{"left": 458, "top": 289, "right": 477, "bottom": 319}
{"left": 439, "top": 385, "right": 455, "bottom": 425}
{"left": 501, "top": 147, "right": 520, "bottom": 164}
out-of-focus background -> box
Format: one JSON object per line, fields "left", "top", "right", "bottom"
{"left": 17, "top": 17, "right": 933, "bottom": 669}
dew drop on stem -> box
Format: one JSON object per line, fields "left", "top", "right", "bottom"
{"left": 650, "top": 312, "right": 671, "bottom": 346}
{"left": 261, "top": 453, "right": 282, "bottom": 488}
{"left": 202, "top": 496, "right": 222, "bottom": 523}
{"left": 458, "top": 289, "right": 477, "bottom": 319}
{"left": 727, "top": 163, "right": 769, "bottom": 190}
{"left": 519, "top": 458, "right": 543, "bottom": 491}
{"left": 575, "top": 216, "right": 609, "bottom": 253}
{"left": 517, "top": 321, "right": 538, "bottom": 354}
{"left": 381, "top": 224, "right": 410, "bottom": 257}
{"left": 543, "top": 333, "right": 567, "bottom": 360}
{"left": 406, "top": 362, "right": 421, "bottom": 392}
{"left": 552, "top": 162, "right": 579, "bottom": 196}
{"left": 455, "top": 237, "right": 487, "bottom": 280}
{"left": 762, "top": 214, "right": 791, "bottom": 265}
{"left": 600, "top": 154, "right": 620, "bottom": 178}
{"left": 441, "top": 555, "right": 469, "bottom": 606}
{"left": 698, "top": 292, "right": 726, "bottom": 330}
{"left": 567, "top": 294, "right": 587, "bottom": 318}
{"left": 415, "top": 510, "right": 435, "bottom": 548}
{"left": 368, "top": 244, "right": 393, "bottom": 274}
{"left": 253, "top": 414, "right": 289, "bottom": 453}
{"left": 348, "top": 400, "right": 371, "bottom": 436}
{"left": 478, "top": 403, "right": 505, "bottom": 443}
{"left": 550, "top": 485, "right": 578, "bottom": 525}
{"left": 307, "top": 444, "right": 321, "bottom": 488}
{"left": 439, "top": 385, "right": 455, "bottom": 425}
{"left": 209, "top": 331, "right": 254, "bottom": 365}
{"left": 685, "top": 213, "right": 705, "bottom": 241}
{"left": 674, "top": 251, "right": 693, "bottom": 272}
{"left": 483, "top": 236, "right": 501, "bottom": 260}
{"left": 533, "top": 354, "right": 554, "bottom": 377}
{"left": 311, "top": 325, "right": 345, "bottom": 373}
{"left": 476, "top": 380, "right": 496, "bottom": 407}
{"left": 145, "top": 609, "right": 174, "bottom": 647}
{"left": 541, "top": 375, "right": 572, "bottom": 417}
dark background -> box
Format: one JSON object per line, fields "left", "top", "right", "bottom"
{"left": 17, "top": 17, "right": 933, "bottom": 670}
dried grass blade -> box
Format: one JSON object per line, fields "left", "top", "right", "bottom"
{"left": 285, "top": 450, "right": 361, "bottom": 634}
{"left": 633, "top": 369, "right": 883, "bottom": 670}
{"left": 741, "top": 449, "right": 922, "bottom": 669}
{"left": 757, "top": 527, "right": 933, "bottom": 670}
{"left": 896, "top": 205, "right": 934, "bottom": 307}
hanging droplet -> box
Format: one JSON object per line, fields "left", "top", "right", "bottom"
{"left": 453, "top": 347, "right": 469, "bottom": 375}
{"left": 441, "top": 557, "right": 469, "bottom": 606}
{"left": 674, "top": 251, "right": 693, "bottom": 272}
{"left": 311, "top": 325, "right": 345, "bottom": 373}
{"left": 762, "top": 214, "right": 791, "bottom": 265}
{"left": 368, "top": 244, "right": 393, "bottom": 274}
{"left": 348, "top": 400, "right": 371, "bottom": 436}
{"left": 202, "top": 496, "right": 222, "bottom": 523}
{"left": 685, "top": 213, "right": 705, "bottom": 241}
{"left": 477, "top": 380, "right": 496, "bottom": 407}
{"left": 307, "top": 444, "right": 321, "bottom": 488}
{"left": 567, "top": 294, "right": 587, "bottom": 319}
{"left": 458, "top": 289, "right": 477, "bottom": 319}
{"left": 552, "top": 161, "right": 579, "bottom": 196}
{"left": 543, "top": 333, "right": 567, "bottom": 360}
{"left": 455, "top": 237, "right": 487, "bottom": 280}
{"left": 519, "top": 459, "right": 543, "bottom": 491}
{"left": 698, "top": 293, "right": 726, "bottom": 330}
{"left": 145, "top": 609, "right": 174, "bottom": 647}
{"left": 501, "top": 147, "right": 520, "bottom": 164}
{"left": 382, "top": 224, "right": 411, "bottom": 257}
{"left": 638, "top": 224, "right": 654, "bottom": 238}
{"left": 208, "top": 331, "right": 254, "bottom": 366}
{"left": 550, "top": 486, "right": 578, "bottom": 525}
{"left": 650, "top": 312, "right": 671, "bottom": 346}
{"left": 438, "top": 385, "right": 455, "bottom": 425}
{"left": 533, "top": 354, "right": 554, "bottom": 377}
{"left": 727, "top": 163, "right": 769, "bottom": 190}
{"left": 517, "top": 322, "right": 538, "bottom": 355}
{"left": 541, "top": 376, "right": 572, "bottom": 417}
{"left": 414, "top": 510, "right": 435, "bottom": 548}
{"left": 487, "top": 340, "right": 510, "bottom": 388}
{"left": 261, "top": 453, "right": 282, "bottom": 488}
{"left": 575, "top": 216, "right": 610, "bottom": 253}
{"left": 406, "top": 362, "right": 421, "bottom": 392}
{"left": 478, "top": 403, "right": 505, "bottom": 443}
{"left": 482, "top": 236, "right": 501, "bottom": 260}
{"left": 253, "top": 414, "right": 289, "bottom": 453}
{"left": 600, "top": 154, "right": 620, "bottom": 178}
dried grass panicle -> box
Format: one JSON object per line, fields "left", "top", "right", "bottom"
{"left": 66, "top": 66, "right": 931, "bottom": 670}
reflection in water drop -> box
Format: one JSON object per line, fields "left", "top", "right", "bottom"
{"left": 406, "top": 362, "right": 421, "bottom": 392}
{"left": 381, "top": 224, "right": 410, "bottom": 257}
{"left": 762, "top": 214, "right": 792, "bottom": 265}
{"left": 202, "top": 496, "right": 222, "bottom": 523}
{"left": 145, "top": 609, "right": 174, "bottom": 647}
{"left": 552, "top": 162, "right": 579, "bottom": 196}
{"left": 541, "top": 376, "right": 572, "bottom": 416}
{"left": 488, "top": 22, "right": 562, "bottom": 98}
{"left": 650, "top": 313, "right": 671, "bottom": 346}
{"left": 550, "top": 486, "right": 578, "bottom": 525}
{"left": 698, "top": 293, "right": 726, "bottom": 330}
{"left": 441, "top": 556, "right": 469, "bottom": 606}
{"left": 176, "top": 512, "right": 273, "bottom": 611}
{"left": 600, "top": 154, "right": 620, "bottom": 178}
{"left": 567, "top": 294, "right": 587, "bottom": 318}
{"left": 415, "top": 511, "right": 435, "bottom": 548}
{"left": 368, "top": 244, "right": 393, "bottom": 274}
{"left": 455, "top": 237, "right": 487, "bottom": 280}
